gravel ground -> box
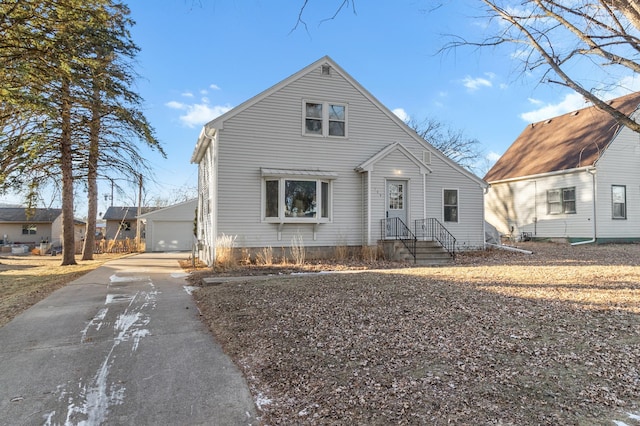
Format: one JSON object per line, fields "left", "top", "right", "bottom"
{"left": 190, "top": 242, "right": 640, "bottom": 425}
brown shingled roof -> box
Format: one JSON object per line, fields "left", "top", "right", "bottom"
{"left": 484, "top": 92, "right": 640, "bottom": 182}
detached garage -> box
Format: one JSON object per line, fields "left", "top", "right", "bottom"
{"left": 138, "top": 199, "right": 197, "bottom": 252}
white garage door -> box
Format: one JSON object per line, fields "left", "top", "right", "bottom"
{"left": 151, "top": 221, "right": 193, "bottom": 252}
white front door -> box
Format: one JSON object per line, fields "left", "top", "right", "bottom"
{"left": 386, "top": 180, "right": 408, "bottom": 238}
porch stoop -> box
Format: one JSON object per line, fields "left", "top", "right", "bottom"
{"left": 382, "top": 240, "right": 454, "bottom": 265}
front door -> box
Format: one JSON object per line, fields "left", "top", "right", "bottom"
{"left": 386, "top": 180, "right": 408, "bottom": 238}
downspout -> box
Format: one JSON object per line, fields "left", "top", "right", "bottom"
{"left": 483, "top": 184, "right": 490, "bottom": 249}
{"left": 367, "top": 171, "right": 372, "bottom": 245}
{"left": 571, "top": 167, "right": 597, "bottom": 246}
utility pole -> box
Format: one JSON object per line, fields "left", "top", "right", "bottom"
{"left": 135, "top": 173, "right": 142, "bottom": 251}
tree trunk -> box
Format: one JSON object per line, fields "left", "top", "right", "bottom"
{"left": 82, "top": 81, "right": 100, "bottom": 260}
{"left": 60, "top": 78, "right": 77, "bottom": 266}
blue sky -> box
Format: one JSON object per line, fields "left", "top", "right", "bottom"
{"left": 3, "top": 1, "right": 639, "bottom": 213}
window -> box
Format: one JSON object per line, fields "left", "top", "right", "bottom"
{"left": 444, "top": 189, "right": 458, "bottom": 222}
{"left": 264, "top": 178, "right": 332, "bottom": 222}
{"left": 612, "top": 185, "right": 627, "bottom": 219}
{"left": 304, "top": 101, "right": 346, "bottom": 137}
{"left": 389, "top": 183, "right": 404, "bottom": 210}
{"left": 22, "top": 224, "right": 36, "bottom": 235}
{"left": 120, "top": 221, "right": 131, "bottom": 231}
{"left": 547, "top": 187, "right": 576, "bottom": 214}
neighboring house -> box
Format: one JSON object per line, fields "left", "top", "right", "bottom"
{"left": 0, "top": 207, "right": 62, "bottom": 246}
{"left": 484, "top": 91, "right": 640, "bottom": 243}
{"left": 102, "top": 206, "right": 158, "bottom": 241}
{"left": 191, "top": 56, "right": 487, "bottom": 265}
{"left": 137, "top": 199, "right": 197, "bottom": 252}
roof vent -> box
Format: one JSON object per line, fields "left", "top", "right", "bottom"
{"left": 545, "top": 119, "right": 552, "bottom": 124}
{"left": 321, "top": 64, "right": 332, "bottom": 75}
{"left": 572, "top": 110, "right": 579, "bottom": 116}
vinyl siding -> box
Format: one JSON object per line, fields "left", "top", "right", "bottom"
{"left": 201, "top": 60, "right": 485, "bottom": 250}
{"left": 485, "top": 171, "right": 595, "bottom": 239}
{"left": 593, "top": 126, "right": 640, "bottom": 238}
{"left": 141, "top": 200, "right": 197, "bottom": 252}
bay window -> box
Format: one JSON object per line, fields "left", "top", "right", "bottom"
{"left": 262, "top": 169, "right": 336, "bottom": 222}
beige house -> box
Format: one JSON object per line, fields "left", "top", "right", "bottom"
{"left": 0, "top": 208, "right": 63, "bottom": 248}
{"left": 485, "top": 91, "right": 640, "bottom": 243}
{"left": 191, "top": 56, "right": 487, "bottom": 265}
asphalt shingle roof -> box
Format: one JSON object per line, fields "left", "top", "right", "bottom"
{"left": 102, "top": 206, "right": 158, "bottom": 221}
{"left": 484, "top": 92, "right": 640, "bottom": 182}
{"left": 0, "top": 208, "right": 63, "bottom": 223}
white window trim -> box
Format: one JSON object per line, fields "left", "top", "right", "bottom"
{"left": 261, "top": 169, "right": 337, "bottom": 224}
{"left": 547, "top": 187, "right": 576, "bottom": 215}
{"left": 302, "top": 99, "right": 348, "bottom": 138}
{"left": 443, "top": 188, "right": 459, "bottom": 223}
{"left": 612, "top": 185, "right": 627, "bottom": 220}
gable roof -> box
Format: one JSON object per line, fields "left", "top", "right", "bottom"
{"left": 191, "top": 56, "right": 486, "bottom": 187}
{"left": 484, "top": 91, "right": 640, "bottom": 182}
{"left": 137, "top": 199, "right": 197, "bottom": 219}
{"left": 103, "top": 206, "right": 158, "bottom": 221}
{"left": 355, "top": 142, "right": 431, "bottom": 174}
{"left": 0, "top": 208, "right": 62, "bottom": 223}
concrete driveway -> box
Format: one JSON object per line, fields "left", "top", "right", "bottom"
{"left": 0, "top": 253, "right": 258, "bottom": 425}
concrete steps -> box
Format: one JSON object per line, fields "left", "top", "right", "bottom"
{"left": 381, "top": 240, "right": 454, "bottom": 266}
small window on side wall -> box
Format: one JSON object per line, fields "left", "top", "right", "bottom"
{"left": 547, "top": 187, "right": 576, "bottom": 214}
{"left": 443, "top": 189, "right": 458, "bottom": 222}
{"left": 612, "top": 185, "right": 627, "bottom": 219}
{"left": 22, "top": 224, "right": 37, "bottom": 235}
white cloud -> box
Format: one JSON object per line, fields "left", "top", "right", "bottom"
{"left": 166, "top": 84, "right": 233, "bottom": 127}
{"left": 178, "top": 103, "right": 233, "bottom": 128}
{"left": 463, "top": 75, "right": 492, "bottom": 91}
{"left": 520, "top": 92, "right": 587, "bottom": 123}
{"left": 486, "top": 151, "right": 502, "bottom": 162}
{"left": 166, "top": 101, "right": 186, "bottom": 110}
{"left": 392, "top": 108, "right": 410, "bottom": 122}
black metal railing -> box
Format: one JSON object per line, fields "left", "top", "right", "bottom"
{"left": 381, "top": 217, "right": 417, "bottom": 262}
{"left": 414, "top": 218, "right": 456, "bottom": 259}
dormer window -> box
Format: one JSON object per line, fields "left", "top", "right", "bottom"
{"left": 304, "top": 101, "right": 347, "bottom": 137}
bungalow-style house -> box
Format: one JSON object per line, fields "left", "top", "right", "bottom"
{"left": 484, "top": 91, "right": 640, "bottom": 243}
{"left": 191, "top": 56, "right": 487, "bottom": 265}
{"left": 102, "top": 206, "right": 158, "bottom": 241}
{"left": 0, "top": 207, "right": 62, "bottom": 247}
{"left": 137, "top": 199, "right": 197, "bottom": 252}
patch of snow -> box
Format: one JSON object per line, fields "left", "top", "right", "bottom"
{"left": 613, "top": 411, "right": 640, "bottom": 425}
{"left": 183, "top": 286, "right": 199, "bottom": 295}
{"left": 109, "top": 274, "right": 151, "bottom": 283}
{"left": 171, "top": 272, "right": 190, "bottom": 278}
{"left": 80, "top": 307, "right": 108, "bottom": 342}
{"left": 105, "top": 294, "right": 134, "bottom": 305}
{"left": 626, "top": 412, "right": 640, "bottom": 420}
{"left": 255, "top": 393, "right": 272, "bottom": 410}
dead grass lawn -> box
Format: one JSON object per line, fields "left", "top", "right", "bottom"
{"left": 0, "top": 253, "right": 127, "bottom": 327}
{"left": 192, "top": 242, "right": 640, "bottom": 425}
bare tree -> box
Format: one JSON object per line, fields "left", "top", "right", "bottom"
{"left": 408, "top": 117, "right": 487, "bottom": 175}
{"left": 444, "top": 0, "right": 640, "bottom": 132}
